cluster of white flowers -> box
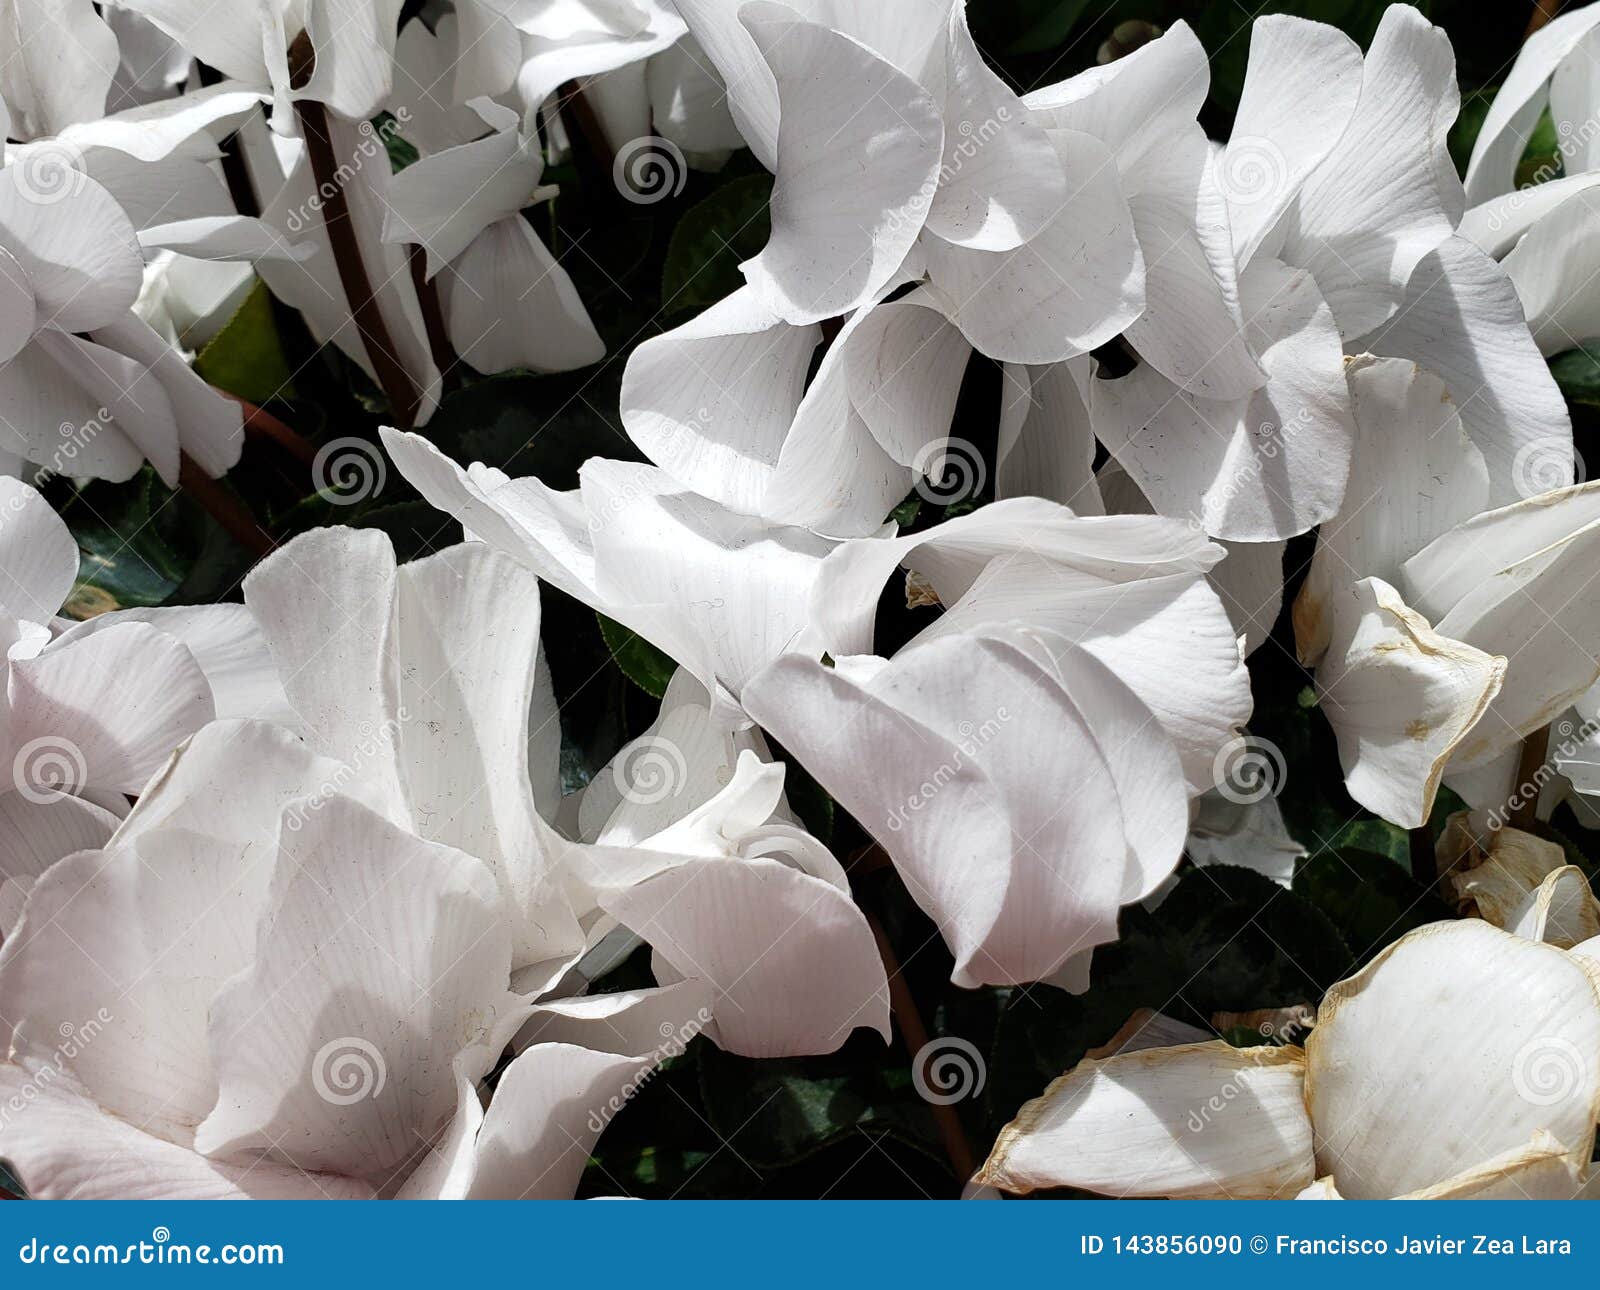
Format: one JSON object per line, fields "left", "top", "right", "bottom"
{"left": 0, "top": 0, "right": 1599, "bottom": 1201}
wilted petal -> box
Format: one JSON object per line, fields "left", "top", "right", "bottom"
{"left": 979, "top": 1041, "right": 1314, "bottom": 1198}
{"left": 1314, "top": 578, "right": 1503, "bottom": 830}
{"left": 1307, "top": 920, "right": 1600, "bottom": 1197}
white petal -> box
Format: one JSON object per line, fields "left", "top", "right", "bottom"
{"left": 0, "top": 476, "right": 76, "bottom": 626}
{"left": 923, "top": 0, "right": 1063, "bottom": 250}
{"left": 1460, "top": 173, "right": 1600, "bottom": 259}
{"left": 441, "top": 216, "right": 605, "bottom": 376}
{"left": 1123, "top": 126, "right": 1264, "bottom": 400}
{"left": 194, "top": 795, "right": 515, "bottom": 1189}
{"left": 1090, "top": 257, "right": 1354, "bottom": 542}
{"left": 1314, "top": 578, "right": 1504, "bottom": 829}
{"left": 1296, "top": 355, "right": 1490, "bottom": 664}
{"left": 843, "top": 292, "right": 970, "bottom": 469}
{"left": 979, "top": 1041, "right": 1314, "bottom": 1198}
{"left": 1361, "top": 237, "right": 1572, "bottom": 509}
{"left": 242, "top": 527, "right": 408, "bottom": 813}
{"left": 1277, "top": 5, "right": 1460, "bottom": 338}
{"left": 995, "top": 361, "right": 1102, "bottom": 513}
{"left": 293, "top": 0, "right": 403, "bottom": 122}
{"left": 0, "top": 340, "right": 144, "bottom": 482}
{"left": 1222, "top": 15, "right": 1362, "bottom": 267}
{"left": 620, "top": 287, "right": 818, "bottom": 516}
{"left": 0, "top": 789, "right": 118, "bottom": 936}
{"left": 1307, "top": 920, "right": 1600, "bottom": 1197}
{"left": 1506, "top": 866, "right": 1600, "bottom": 949}
{"left": 738, "top": 5, "right": 943, "bottom": 324}
{"left": 744, "top": 634, "right": 1147, "bottom": 987}
{"left": 8, "top": 621, "right": 215, "bottom": 795}
{"left": 0, "top": 168, "right": 142, "bottom": 332}
{"left": 0, "top": 1062, "right": 370, "bottom": 1199}
{"left": 1501, "top": 184, "right": 1600, "bottom": 354}
{"left": 1464, "top": 2, "right": 1600, "bottom": 203}
{"left": 0, "top": 0, "right": 117, "bottom": 138}
{"left": 919, "top": 128, "right": 1142, "bottom": 364}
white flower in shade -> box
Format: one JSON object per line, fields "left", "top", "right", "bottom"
{"left": 0, "top": 0, "right": 119, "bottom": 139}
{"left": 1463, "top": 0, "right": 1600, "bottom": 205}
{"left": 0, "top": 84, "right": 305, "bottom": 483}
{"left": 0, "top": 479, "right": 279, "bottom": 929}
{"left": 113, "top": 0, "right": 403, "bottom": 123}
{"left": 236, "top": 526, "right": 888, "bottom": 1055}
{"left": 742, "top": 504, "right": 1252, "bottom": 987}
{"left": 378, "top": 93, "right": 603, "bottom": 377}
{"left": 0, "top": 717, "right": 719, "bottom": 1198}
{"left": 978, "top": 920, "right": 1600, "bottom": 1199}
{"left": 1295, "top": 356, "right": 1600, "bottom": 826}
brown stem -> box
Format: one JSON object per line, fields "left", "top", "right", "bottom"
{"left": 1526, "top": 0, "right": 1562, "bottom": 39}
{"left": 860, "top": 881, "right": 977, "bottom": 1183}
{"left": 179, "top": 453, "right": 275, "bottom": 556}
{"left": 1508, "top": 724, "right": 1552, "bottom": 831}
{"left": 295, "top": 97, "right": 422, "bottom": 429}
{"left": 212, "top": 390, "right": 317, "bottom": 466}
{"left": 409, "top": 245, "right": 460, "bottom": 386}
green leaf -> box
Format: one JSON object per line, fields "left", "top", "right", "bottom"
{"left": 192, "top": 280, "right": 296, "bottom": 406}
{"left": 62, "top": 470, "right": 203, "bottom": 614}
{"left": 661, "top": 174, "right": 772, "bottom": 318}
{"left": 598, "top": 614, "right": 677, "bottom": 698}
{"left": 1293, "top": 848, "right": 1451, "bottom": 967}
{"left": 1550, "top": 345, "right": 1600, "bottom": 409}
{"left": 697, "top": 1038, "right": 943, "bottom": 1171}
